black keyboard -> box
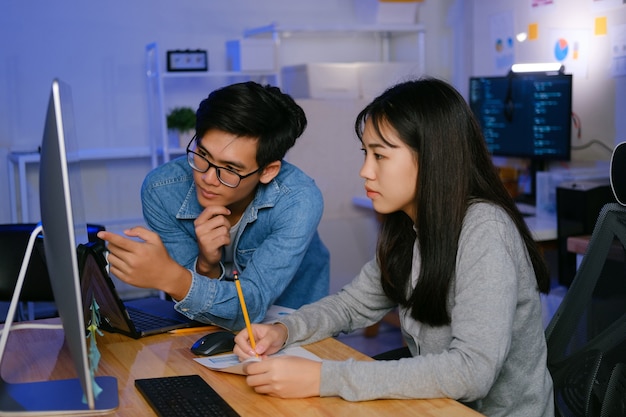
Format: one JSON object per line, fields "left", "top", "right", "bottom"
{"left": 135, "top": 375, "right": 240, "bottom": 417}
{"left": 127, "top": 307, "right": 185, "bottom": 330}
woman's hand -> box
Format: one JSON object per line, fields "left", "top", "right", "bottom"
{"left": 243, "top": 356, "right": 322, "bottom": 398}
{"left": 233, "top": 323, "right": 288, "bottom": 358}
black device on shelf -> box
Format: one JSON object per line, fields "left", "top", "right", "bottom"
{"left": 0, "top": 223, "right": 104, "bottom": 303}
{"left": 166, "top": 49, "right": 208, "bottom": 72}
{"left": 556, "top": 180, "right": 616, "bottom": 286}
{"left": 469, "top": 71, "right": 573, "bottom": 204}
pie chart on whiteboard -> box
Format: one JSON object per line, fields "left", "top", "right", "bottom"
{"left": 554, "top": 38, "right": 569, "bottom": 61}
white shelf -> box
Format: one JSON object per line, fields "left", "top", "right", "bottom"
{"left": 145, "top": 42, "right": 277, "bottom": 167}
{"left": 243, "top": 23, "right": 426, "bottom": 36}
{"left": 146, "top": 24, "right": 425, "bottom": 167}
{"left": 243, "top": 22, "right": 426, "bottom": 90}
{"left": 7, "top": 147, "right": 152, "bottom": 223}
{"left": 160, "top": 70, "right": 277, "bottom": 79}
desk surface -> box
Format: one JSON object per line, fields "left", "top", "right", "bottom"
{"left": 352, "top": 195, "right": 557, "bottom": 242}
{"left": 1, "top": 321, "right": 482, "bottom": 417}
{"left": 567, "top": 234, "right": 625, "bottom": 261}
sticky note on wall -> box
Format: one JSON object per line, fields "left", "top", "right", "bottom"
{"left": 528, "top": 23, "right": 539, "bottom": 40}
{"left": 595, "top": 17, "right": 607, "bottom": 36}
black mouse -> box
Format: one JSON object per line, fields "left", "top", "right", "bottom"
{"left": 190, "top": 331, "right": 236, "bottom": 356}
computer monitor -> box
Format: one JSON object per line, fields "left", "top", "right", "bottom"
{"left": 469, "top": 72, "right": 572, "bottom": 161}
{"left": 0, "top": 79, "right": 118, "bottom": 414}
{"left": 469, "top": 72, "right": 572, "bottom": 203}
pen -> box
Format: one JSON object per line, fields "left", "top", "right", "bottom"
{"left": 168, "top": 325, "right": 220, "bottom": 335}
{"left": 233, "top": 270, "right": 258, "bottom": 356}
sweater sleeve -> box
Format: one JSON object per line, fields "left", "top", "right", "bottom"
{"left": 279, "top": 258, "right": 397, "bottom": 346}
{"left": 284, "top": 206, "right": 529, "bottom": 404}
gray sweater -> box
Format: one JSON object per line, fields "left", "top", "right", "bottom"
{"left": 278, "top": 203, "right": 554, "bottom": 417}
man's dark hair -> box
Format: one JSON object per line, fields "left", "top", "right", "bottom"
{"left": 195, "top": 81, "right": 307, "bottom": 168}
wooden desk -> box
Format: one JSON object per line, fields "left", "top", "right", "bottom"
{"left": 1, "top": 321, "right": 482, "bottom": 417}
{"left": 352, "top": 196, "right": 557, "bottom": 242}
{"left": 567, "top": 235, "right": 625, "bottom": 262}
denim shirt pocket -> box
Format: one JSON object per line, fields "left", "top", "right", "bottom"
{"left": 234, "top": 247, "right": 255, "bottom": 271}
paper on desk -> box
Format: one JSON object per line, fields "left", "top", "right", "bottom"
{"left": 194, "top": 346, "right": 321, "bottom": 375}
{"left": 262, "top": 304, "right": 295, "bottom": 323}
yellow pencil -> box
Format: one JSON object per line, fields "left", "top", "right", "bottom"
{"left": 168, "top": 325, "right": 220, "bottom": 335}
{"left": 233, "top": 270, "right": 258, "bottom": 356}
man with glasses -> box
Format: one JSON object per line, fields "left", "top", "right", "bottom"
{"left": 98, "top": 82, "right": 330, "bottom": 331}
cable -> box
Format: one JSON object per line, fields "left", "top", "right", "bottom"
{"left": 571, "top": 112, "right": 581, "bottom": 139}
{"left": 569, "top": 111, "right": 613, "bottom": 155}
{"left": 571, "top": 139, "right": 614, "bottom": 154}
{"left": 504, "top": 75, "right": 514, "bottom": 122}
{"left": 0, "top": 322, "right": 63, "bottom": 336}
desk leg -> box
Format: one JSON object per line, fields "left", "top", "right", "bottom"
{"left": 18, "top": 159, "right": 29, "bottom": 222}
{"left": 8, "top": 158, "right": 18, "bottom": 223}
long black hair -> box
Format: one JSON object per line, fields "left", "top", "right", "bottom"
{"left": 354, "top": 78, "right": 550, "bottom": 327}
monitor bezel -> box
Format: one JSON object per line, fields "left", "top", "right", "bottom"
{"left": 39, "top": 79, "right": 97, "bottom": 408}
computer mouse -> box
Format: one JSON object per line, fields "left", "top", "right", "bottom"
{"left": 190, "top": 331, "right": 236, "bottom": 356}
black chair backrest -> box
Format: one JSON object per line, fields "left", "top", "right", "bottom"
{"left": 610, "top": 141, "right": 626, "bottom": 206}
{"left": 600, "top": 362, "right": 626, "bottom": 417}
{"left": 0, "top": 223, "right": 105, "bottom": 302}
{"left": 545, "top": 203, "right": 626, "bottom": 416}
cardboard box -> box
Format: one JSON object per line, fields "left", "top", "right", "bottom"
{"left": 354, "top": 0, "right": 421, "bottom": 25}
{"left": 281, "top": 63, "right": 360, "bottom": 99}
{"left": 357, "top": 62, "right": 421, "bottom": 99}
{"left": 281, "top": 62, "right": 420, "bottom": 100}
{"left": 226, "top": 39, "right": 275, "bottom": 71}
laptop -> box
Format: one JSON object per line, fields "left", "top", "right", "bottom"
{"left": 78, "top": 242, "right": 202, "bottom": 338}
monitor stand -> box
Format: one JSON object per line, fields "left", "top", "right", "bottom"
{"left": 514, "top": 193, "right": 536, "bottom": 207}
{"left": 0, "top": 225, "right": 118, "bottom": 415}
{"left": 0, "top": 378, "right": 118, "bottom": 415}
{"left": 514, "top": 159, "right": 547, "bottom": 208}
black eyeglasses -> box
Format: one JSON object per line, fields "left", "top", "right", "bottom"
{"left": 186, "top": 136, "right": 260, "bottom": 188}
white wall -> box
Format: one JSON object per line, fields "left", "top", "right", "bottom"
{"left": 0, "top": 1, "right": 346, "bottom": 227}
{"left": 0, "top": 0, "right": 454, "bottom": 292}
{"left": 2, "top": 0, "right": 623, "bottom": 292}
{"left": 287, "top": 99, "right": 380, "bottom": 293}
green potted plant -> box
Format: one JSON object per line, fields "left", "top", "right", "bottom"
{"left": 166, "top": 106, "right": 196, "bottom": 148}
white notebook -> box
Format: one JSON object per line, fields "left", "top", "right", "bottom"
{"left": 194, "top": 346, "right": 321, "bottom": 375}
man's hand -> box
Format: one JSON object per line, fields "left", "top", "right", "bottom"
{"left": 193, "top": 206, "right": 231, "bottom": 278}
{"left": 97, "top": 227, "right": 192, "bottom": 300}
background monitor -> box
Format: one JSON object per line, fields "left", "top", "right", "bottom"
{"left": 469, "top": 73, "right": 573, "bottom": 161}
{"left": 0, "top": 79, "right": 117, "bottom": 414}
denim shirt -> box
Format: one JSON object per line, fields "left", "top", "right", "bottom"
{"left": 141, "top": 156, "right": 330, "bottom": 330}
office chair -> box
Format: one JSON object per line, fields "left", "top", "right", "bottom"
{"left": 0, "top": 223, "right": 105, "bottom": 321}
{"left": 600, "top": 362, "right": 626, "bottom": 417}
{"left": 544, "top": 141, "right": 626, "bottom": 417}
{"left": 544, "top": 201, "right": 626, "bottom": 417}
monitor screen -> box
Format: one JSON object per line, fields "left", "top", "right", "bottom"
{"left": 469, "top": 73, "right": 572, "bottom": 161}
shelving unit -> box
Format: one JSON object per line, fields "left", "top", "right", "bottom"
{"left": 7, "top": 147, "right": 151, "bottom": 223}
{"left": 243, "top": 23, "right": 426, "bottom": 88}
{"left": 145, "top": 24, "right": 425, "bottom": 166}
{"left": 145, "top": 42, "right": 277, "bottom": 166}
